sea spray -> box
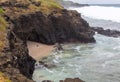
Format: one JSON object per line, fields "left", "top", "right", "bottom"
{"left": 69, "top": 6, "right": 120, "bottom": 23}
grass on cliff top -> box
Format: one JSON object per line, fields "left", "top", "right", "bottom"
{"left": 2, "top": 0, "right": 63, "bottom": 18}
{"left": 0, "top": 72, "right": 11, "bottom": 82}
{"left": 28, "top": 0, "right": 63, "bottom": 14}
{"left": 38, "top": 0, "right": 63, "bottom": 14}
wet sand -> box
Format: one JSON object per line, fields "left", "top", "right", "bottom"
{"left": 27, "top": 41, "right": 55, "bottom": 60}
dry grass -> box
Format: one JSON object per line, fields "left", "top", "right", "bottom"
{"left": 2, "top": 0, "right": 63, "bottom": 18}
{"left": 0, "top": 16, "right": 8, "bottom": 51}
{"left": 0, "top": 7, "right": 4, "bottom": 14}
{"left": 0, "top": 72, "right": 11, "bottom": 82}
{"left": 38, "top": 0, "right": 63, "bottom": 14}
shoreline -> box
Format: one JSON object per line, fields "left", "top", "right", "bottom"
{"left": 27, "top": 41, "right": 55, "bottom": 61}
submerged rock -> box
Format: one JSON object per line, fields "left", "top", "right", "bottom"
{"left": 91, "top": 27, "right": 120, "bottom": 37}
{"left": 60, "top": 78, "right": 85, "bottom": 82}
{"left": 42, "top": 80, "right": 53, "bottom": 82}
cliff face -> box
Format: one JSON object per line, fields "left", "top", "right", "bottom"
{"left": 0, "top": 23, "right": 35, "bottom": 82}
{"left": 0, "top": 45, "right": 35, "bottom": 82}
{"left": 11, "top": 10, "right": 95, "bottom": 45}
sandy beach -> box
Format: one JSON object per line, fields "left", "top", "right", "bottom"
{"left": 27, "top": 41, "right": 55, "bottom": 60}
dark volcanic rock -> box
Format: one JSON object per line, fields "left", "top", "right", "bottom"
{"left": 8, "top": 29, "right": 36, "bottom": 80}
{"left": 91, "top": 27, "right": 120, "bottom": 37}
{"left": 11, "top": 10, "right": 95, "bottom": 45}
{"left": 0, "top": 27, "right": 36, "bottom": 82}
{"left": 0, "top": 0, "right": 30, "bottom": 8}
{"left": 60, "top": 78, "right": 85, "bottom": 82}
{"left": 42, "top": 80, "right": 53, "bottom": 82}
{"left": 0, "top": 45, "right": 35, "bottom": 82}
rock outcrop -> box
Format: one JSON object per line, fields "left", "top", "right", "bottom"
{"left": 60, "top": 78, "right": 85, "bottom": 82}
{"left": 0, "top": 30, "right": 36, "bottom": 82}
{"left": 91, "top": 27, "right": 120, "bottom": 37}
{"left": 41, "top": 78, "right": 85, "bottom": 82}
{"left": 11, "top": 10, "right": 95, "bottom": 45}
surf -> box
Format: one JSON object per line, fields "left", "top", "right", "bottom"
{"left": 69, "top": 6, "right": 120, "bottom": 23}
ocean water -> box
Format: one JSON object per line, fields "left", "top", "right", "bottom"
{"left": 69, "top": 6, "right": 120, "bottom": 23}
{"left": 69, "top": 5, "right": 120, "bottom": 30}
{"left": 90, "top": 4, "right": 120, "bottom": 7}
{"left": 33, "top": 5, "right": 120, "bottom": 82}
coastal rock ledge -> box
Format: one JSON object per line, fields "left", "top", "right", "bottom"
{"left": 11, "top": 9, "right": 95, "bottom": 44}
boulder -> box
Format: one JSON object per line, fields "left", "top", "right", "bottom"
{"left": 91, "top": 27, "right": 120, "bottom": 37}
{"left": 60, "top": 78, "right": 85, "bottom": 82}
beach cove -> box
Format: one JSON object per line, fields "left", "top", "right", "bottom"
{"left": 27, "top": 41, "right": 55, "bottom": 60}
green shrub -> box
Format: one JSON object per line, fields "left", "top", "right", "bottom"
{"left": 0, "top": 8, "right": 4, "bottom": 14}
{"left": 0, "top": 16, "right": 8, "bottom": 51}
{"left": 0, "top": 16, "right": 8, "bottom": 31}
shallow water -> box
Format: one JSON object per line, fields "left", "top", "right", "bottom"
{"left": 33, "top": 34, "right": 120, "bottom": 82}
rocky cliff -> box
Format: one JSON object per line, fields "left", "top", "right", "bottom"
{"left": 11, "top": 10, "right": 95, "bottom": 44}
{"left": 0, "top": 0, "right": 95, "bottom": 82}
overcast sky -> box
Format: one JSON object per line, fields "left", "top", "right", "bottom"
{"left": 65, "top": 0, "right": 120, "bottom": 4}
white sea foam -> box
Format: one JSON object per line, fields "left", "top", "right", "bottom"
{"left": 69, "top": 6, "right": 120, "bottom": 23}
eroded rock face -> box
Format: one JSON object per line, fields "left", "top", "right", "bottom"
{"left": 0, "top": 44, "right": 35, "bottom": 82}
{"left": 0, "top": 27, "right": 35, "bottom": 82}
{"left": 11, "top": 10, "right": 95, "bottom": 45}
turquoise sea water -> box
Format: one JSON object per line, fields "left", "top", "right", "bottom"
{"left": 33, "top": 34, "right": 120, "bottom": 82}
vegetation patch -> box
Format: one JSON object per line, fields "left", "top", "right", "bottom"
{"left": 0, "top": 16, "right": 7, "bottom": 31}
{"left": 0, "top": 7, "right": 4, "bottom": 14}
{"left": 0, "top": 16, "right": 8, "bottom": 51}
{"left": 0, "top": 0, "right": 63, "bottom": 17}
{"left": 28, "top": 0, "right": 63, "bottom": 14}
{"left": 0, "top": 72, "right": 11, "bottom": 82}
{"left": 38, "top": 0, "right": 63, "bottom": 14}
